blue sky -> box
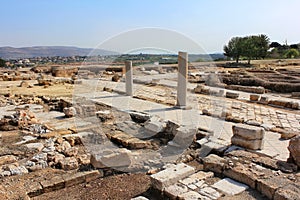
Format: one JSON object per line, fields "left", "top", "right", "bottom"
{"left": 0, "top": 0, "right": 299, "bottom": 53}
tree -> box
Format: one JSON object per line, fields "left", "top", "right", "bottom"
{"left": 270, "top": 42, "right": 281, "bottom": 48}
{"left": 284, "top": 49, "right": 300, "bottom": 58}
{"left": 256, "top": 34, "right": 270, "bottom": 59}
{"left": 224, "top": 34, "right": 270, "bottom": 64}
{"left": 0, "top": 58, "right": 6, "bottom": 67}
{"left": 290, "top": 44, "right": 299, "bottom": 49}
{"left": 223, "top": 37, "right": 244, "bottom": 63}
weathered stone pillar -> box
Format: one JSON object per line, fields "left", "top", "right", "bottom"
{"left": 125, "top": 61, "right": 133, "bottom": 96}
{"left": 177, "top": 52, "right": 188, "bottom": 107}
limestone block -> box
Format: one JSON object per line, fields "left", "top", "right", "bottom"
{"left": 150, "top": 163, "right": 195, "bottom": 190}
{"left": 232, "top": 124, "right": 265, "bottom": 140}
{"left": 231, "top": 135, "right": 264, "bottom": 150}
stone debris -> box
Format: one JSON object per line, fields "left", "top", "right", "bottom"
{"left": 58, "top": 157, "right": 79, "bottom": 170}
{"left": 0, "top": 107, "right": 39, "bottom": 131}
{"left": 96, "top": 110, "right": 113, "bottom": 122}
{"left": 202, "top": 154, "right": 226, "bottom": 174}
{"left": 25, "top": 142, "right": 44, "bottom": 152}
{"left": 144, "top": 115, "right": 167, "bottom": 134}
{"left": 63, "top": 106, "right": 76, "bottom": 117}
{"left": 15, "top": 135, "right": 37, "bottom": 145}
{"left": 10, "top": 166, "right": 29, "bottom": 176}
{"left": 129, "top": 111, "right": 151, "bottom": 123}
{"left": 0, "top": 155, "right": 18, "bottom": 166}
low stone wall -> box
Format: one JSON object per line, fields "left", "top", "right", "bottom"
{"left": 226, "top": 85, "right": 265, "bottom": 94}
{"left": 202, "top": 151, "right": 299, "bottom": 200}
{"left": 27, "top": 170, "right": 102, "bottom": 198}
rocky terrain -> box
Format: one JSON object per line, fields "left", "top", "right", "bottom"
{"left": 0, "top": 60, "right": 299, "bottom": 200}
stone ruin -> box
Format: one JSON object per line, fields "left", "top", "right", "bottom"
{"left": 51, "top": 66, "right": 78, "bottom": 77}
{"left": 0, "top": 53, "right": 300, "bottom": 199}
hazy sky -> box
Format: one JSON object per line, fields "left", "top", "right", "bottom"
{"left": 1, "top": 0, "right": 299, "bottom": 53}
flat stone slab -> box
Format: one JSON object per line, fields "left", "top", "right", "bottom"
{"left": 232, "top": 124, "right": 265, "bottom": 140}
{"left": 212, "top": 178, "right": 248, "bottom": 196}
{"left": 150, "top": 163, "right": 195, "bottom": 190}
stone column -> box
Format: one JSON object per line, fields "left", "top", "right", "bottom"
{"left": 177, "top": 52, "right": 188, "bottom": 107}
{"left": 125, "top": 61, "right": 133, "bottom": 96}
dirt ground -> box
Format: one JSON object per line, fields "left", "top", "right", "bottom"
{"left": 33, "top": 173, "right": 151, "bottom": 200}
{"left": 0, "top": 80, "right": 74, "bottom": 97}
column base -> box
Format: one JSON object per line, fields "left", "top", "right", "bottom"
{"left": 174, "top": 105, "right": 192, "bottom": 110}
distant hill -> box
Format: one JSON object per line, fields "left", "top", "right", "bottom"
{"left": 0, "top": 46, "right": 118, "bottom": 59}
{"left": 0, "top": 46, "right": 225, "bottom": 61}
{"left": 189, "top": 53, "right": 225, "bottom": 62}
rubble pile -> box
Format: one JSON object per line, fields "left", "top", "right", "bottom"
{"left": 0, "top": 107, "right": 39, "bottom": 131}
{"left": 0, "top": 71, "right": 37, "bottom": 81}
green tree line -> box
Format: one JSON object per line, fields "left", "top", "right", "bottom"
{"left": 269, "top": 41, "right": 300, "bottom": 59}
{"left": 0, "top": 58, "right": 6, "bottom": 67}
{"left": 224, "top": 34, "right": 300, "bottom": 63}
{"left": 224, "top": 34, "right": 270, "bottom": 64}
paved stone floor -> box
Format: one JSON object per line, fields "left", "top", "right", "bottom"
{"left": 74, "top": 77, "right": 293, "bottom": 160}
